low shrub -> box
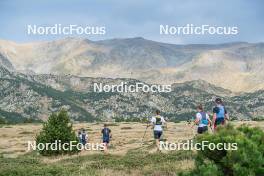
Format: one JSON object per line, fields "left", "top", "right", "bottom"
{"left": 181, "top": 124, "right": 264, "bottom": 176}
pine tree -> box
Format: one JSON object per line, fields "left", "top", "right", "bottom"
{"left": 36, "top": 109, "right": 79, "bottom": 156}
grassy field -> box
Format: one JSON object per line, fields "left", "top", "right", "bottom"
{"left": 0, "top": 121, "right": 263, "bottom": 176}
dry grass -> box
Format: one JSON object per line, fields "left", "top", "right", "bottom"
{"left": 0, "top": 121, "right": 263, "bottom": 158}
{"left": 0, "top": 121, "right": 263, "bottom": 176}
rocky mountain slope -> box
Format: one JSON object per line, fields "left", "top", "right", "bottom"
{"left": 1, "top": 65, "right": 263, "bottom": 123}
{"left": 0, "top": 38, "right": 264, "bottom": 92}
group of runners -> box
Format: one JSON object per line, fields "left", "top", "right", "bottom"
{"left": 76, "top": 97, "right": 228, "bottom": 152}
{"left": 192, "top": 98, "right": 229, "bottom": 133}
{"left": 77, "top": 124, "right": 112, "bottom": 152}
{"left": 149, "top": 97, "right": 229, "bottom": 150}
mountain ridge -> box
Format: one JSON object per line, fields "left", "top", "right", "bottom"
{"left": 0, "top": 37, "right": 264, "bottom": 92}
{"left": 1, "top": 65, "right": 264, "bottom": 122}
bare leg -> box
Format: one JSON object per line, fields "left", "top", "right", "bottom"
{"left": 156, "top": 139, "right": 160, "bottom": 151}
{"left": 104, "top": 142, "right": 108, "bottom": 153}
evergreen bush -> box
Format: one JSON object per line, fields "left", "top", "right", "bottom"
{"left": 36, "top": 110, "right": 79, "bottom": 156}
{"left": 182, "top": 124, "right": 264, "bottom": 176}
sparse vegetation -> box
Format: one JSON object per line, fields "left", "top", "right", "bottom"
{"left": 121, "top": 127, "right": 132, "bottom": 130}
{"left": 105, "top": 123, "right": 120, "bottom": 126}
{"left": 0, "top": 150, "right": 195, "bottom": 176}
{"left": 23, "top": 117, "right": 42, "bottom": 124}
{"left": 114, "top": 117, "right": 142, "bottom": 122}
{"left": 0, "top": 109, "right": 26, "bottom": 124}
{"left": 19, "top": 131, "right": 34, "bottom": 135}
{"left": 252, "top": 116, "right": 264, "bottom": 121}
{"left": 0, "top": 116, "right": 6, "bottom": 124}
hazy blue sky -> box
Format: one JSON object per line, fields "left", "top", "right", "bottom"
{"left": 0, "top": 0, "right": 263, "bottom": 44}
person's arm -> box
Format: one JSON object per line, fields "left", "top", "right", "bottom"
{"left": 150, "top": 117, "right": 155, "bottom": 128}
{"left": 207, "top": 114, "right": 212, "bottom": 126}
{"left": 194, "top": 114, "right": 201, "bottom": 125}
{"left": 147, "top": 118, "right": 152, "bottom": 127}
{"left": 212, "top": 113, "right": 217, "bottom": 126}
{"left": 212, "top": 107, "right": 218, "bottom": 127}
{"left": 193, "top": 119, "right": 199, "bottom": 127}
{"left": 162, "top": 117, "right": 167, "bottom": 129}
{"left": 224, "top": 108, "right": 229, "bottom": 120}
{"left": 109, "top": 129, "right": 112, "bottom": 138}
{"left": 191, "top": 114, "right": 200, "bottom": 128}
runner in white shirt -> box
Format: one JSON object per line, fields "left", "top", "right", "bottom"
{"left": 150, "top": 110, "right": 166, "bottom": 151}
{"left": 193, "top": 104, "right": 212, "bottom": 134}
